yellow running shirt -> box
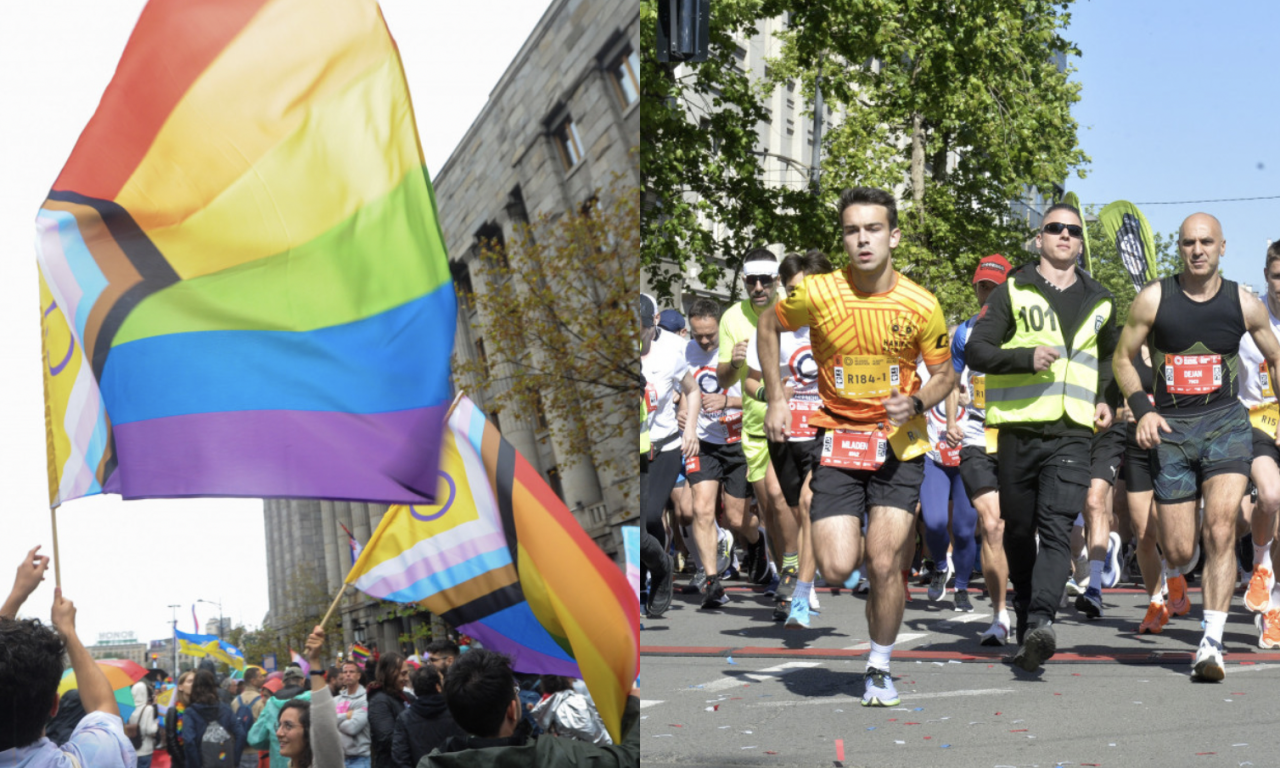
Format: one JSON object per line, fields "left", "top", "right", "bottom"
{"left": 775, "top": 268, "right": 949, "bottom": 431}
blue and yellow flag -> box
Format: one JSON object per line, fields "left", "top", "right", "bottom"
{"left": 175, "top": 629, "right": 245, "bottom": 670}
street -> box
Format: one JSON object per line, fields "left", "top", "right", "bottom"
{"left": 641, "top": 579, "right": 1280, "bottom": 767}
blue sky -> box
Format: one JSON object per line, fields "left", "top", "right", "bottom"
{"left": 1065, "top": 0, "right": 1279, "bottom": 292}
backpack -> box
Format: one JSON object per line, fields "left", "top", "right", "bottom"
{"left": 232, "top": 695, "right": 261, "bottom": 742}
{"left": 199, "top": 720, "right": 236, "bottom": 768}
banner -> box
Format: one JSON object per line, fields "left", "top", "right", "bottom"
{"left": 1099, "top": 200, "right": 1159, "bottom": 292}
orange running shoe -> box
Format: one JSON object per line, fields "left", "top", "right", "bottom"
{"left": 1258, "top": 609, "right": 1280, "bottom": 649}
{"left": 1167, "top": 574, "right": 1191, "bottom": 616}
{"left": 1245, "top": 565, "right": 1275, "bottom": 613}
{"left": 1138, "top": 601, "right": 1169, "bottom": 634}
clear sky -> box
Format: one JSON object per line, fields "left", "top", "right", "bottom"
{"left": 1065, "top": 0, "right": 1280, "bottom": 294}
{"left": 0, "top": 1, "right": 549, "bottom": 651}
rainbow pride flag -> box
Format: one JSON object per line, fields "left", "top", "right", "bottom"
{"left": 35, "top": 0, "right": 454, "bottom": 506}
{"left": 346, "top": 397, "right": 639, "bottom": 743}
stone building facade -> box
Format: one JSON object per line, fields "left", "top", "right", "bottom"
{"left": 262, "top": 0, "right": 639, "bottom": 655}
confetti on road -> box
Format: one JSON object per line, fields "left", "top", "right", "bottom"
{"left": 835, "top": 739, "right": 845, "bottom": 762}
{"left": 726, "top": 656, "right": 737, "bottom": 665}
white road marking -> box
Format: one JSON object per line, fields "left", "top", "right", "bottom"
{"left": 698, "top": 661, "right": 823, "bottom": 691}
{"left": 935, "top": 612, "right": 992, "bottom": 628}
{"left": 639, "top": 700, "right": 665, "bottom": 709}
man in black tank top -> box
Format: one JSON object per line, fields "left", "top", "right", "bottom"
{"left": 1115, "top": 213, "right": 1280, "bottom": 682}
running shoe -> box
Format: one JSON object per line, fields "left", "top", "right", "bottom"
{"left": 1012, "top": 622, "right": 1056, "bottom": 672}
{"left": 928, "top": 558, "right": 952, "bottom": 601}
{"left": 1256, "top": 609, "right": 1280, "bottom": 649}
{"left": 953, "top": 589, "right": 974, "bottom": 612}
{"left": 715, "top": 531, "right": 733, "bottom": 577}
{"left": 916, "top": 559, "right": 936, "bottom": 586}
{"left": 1102, "top": 531, "right": 1122, "bottom": 588}
{"left": 646, "top": 549, "right": 674, "bottom": 618}
{"left": 1245, "top": 565, "right": 1275, "bottom": 613}
{"left": 746, "top": 535, "right": 770, "bottom": 585}
{"left": 843, "top": 568, "right": 862, "bottom": 590}
{"left": 785, "top": 596, "right": 812, "bottom": 630}
{"left": 776, "top": 566, "right": 799, "bottom": 602}
{"left": 1065, "top": 576, "right": 1085, "bottom": 597}
{"left": 771, "top": 598, "right": 790, "bottom": 622}
{"left": 681, "top": 568, "right": 707, "bottom": 595}
{"left": 1167, "top": 573, "right": 1191, "bottom": 616}
{"left": 1137, "top": 601, "right": 1169, "bottom": 634}
{"left": 854, "top": 576, "right": 871, "bottom": 594}
{"left": 700, "top": 575, "right": 729, "bottom": 609}
{"left": 1075, "top": 586, "right": 1104, "bottom": 619}
{"left": 860, "top": 667, "right": 900, "bottom": 707}
{"left": 762, "top": 571, "right": 782, "bottom": 597}
{"left": 980, "top": 613, "right": 1010, "bottom": 646}
{"left": 1191, "top": 637, "right": 1225, "bottom": 682}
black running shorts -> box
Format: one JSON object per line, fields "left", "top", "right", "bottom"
{"left": 959, "top": 445, "right": 999, "bottom": 498}
{"left": 767, "top": 438, "right": 822, "bottom": 508}
{"left": 809, "top": 429, "right": 925, "bottom": 522}
{"left": 686, "top": 440, "right": 750, "bottom": 499}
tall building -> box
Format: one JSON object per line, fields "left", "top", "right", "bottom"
{"left": 263, "top": 0, "right": 639, "bottom": 656}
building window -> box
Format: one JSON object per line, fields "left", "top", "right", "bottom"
{"left": 554, "top": 117, "right": 585, "bottom": 170}
{"left": 534, "top": 392, "right": 550, "bottom": 431}
{"left": 546, "top": 466, "right": 564, "bottom": 501}
{"left": 610, "top": 49, "right": 639, "bottom": 106}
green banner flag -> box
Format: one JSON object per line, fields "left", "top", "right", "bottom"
{"left": 1099, "top": 200, "right": 1158, "bottom": 292}
{"left": 1062, "top": 192, "right": 1091, "bottom": 274}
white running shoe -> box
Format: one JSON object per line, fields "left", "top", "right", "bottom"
{"left": 1191, "top": 637, "right": 1225, "bottom": 682}
{"left": 979, "top": 613, "right": 1010, "bottom": 646}
{"left": 1102, "top": 531, "right": 1122, "bottom": 588}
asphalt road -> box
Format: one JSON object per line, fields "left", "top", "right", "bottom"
{"left": 640, "top": 576, "right": 1280, "bottom": 768}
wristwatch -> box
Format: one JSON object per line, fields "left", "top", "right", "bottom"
{"left": 910, "top": 395, "right": 924, "bottom": 416}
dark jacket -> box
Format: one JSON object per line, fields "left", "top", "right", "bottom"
{"left": 366, "top": 685, "right": 414, "bottom": 768}
{"left": 965, "top": 261, "right": 1119, "bottom": 434}
{"left": 422, "top": 696, "right": 639, "bottom": 768}
{"left": 166, "top": 701, "right": 186, "bottom": 768}
{"left": 183, "top": 701, "right": 247, "bottom": 768}
{"left": 390, "top": 694, "right": 464, "bottom": 768}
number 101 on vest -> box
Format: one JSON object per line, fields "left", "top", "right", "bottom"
{"left": 833, "top": 355, "right": 900, "bottom": 399}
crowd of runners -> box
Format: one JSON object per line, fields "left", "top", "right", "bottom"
{"left": 639, "top": 185, "right": 1280, "bottom": 706}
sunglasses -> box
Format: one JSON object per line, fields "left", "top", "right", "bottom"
{"left": 1042, "top": 222, "right": 1083, "bottom": 238}
{"left": 744, "top": 274, "right": 775, "bottom": 286}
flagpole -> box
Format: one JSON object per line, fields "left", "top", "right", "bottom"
{"left": 317, "top": 390, "right": 465, "bottom": 642}
{"left": 50, "top": 505, "right": 62, "bottom": 589}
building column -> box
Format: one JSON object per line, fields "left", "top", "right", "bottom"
{"left": 320, "top": 501, "right": 342, "bottom": 596}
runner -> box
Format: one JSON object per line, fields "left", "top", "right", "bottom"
{"left": 717, "top": 250, "right": 796, "bottom": 593}
{"left": 745, "top": 250, "right": 833, "bottom": 626}
{"left": 966, "top": 203, "right": 1119, "bottom": 673}
{"left": 950, "top": 255, "right": 1014, "bottom": 645}
{"left": 1075, "top": 421, "right": 1126, "bottom": 619}
{"left": 760, "top": 186, "right": 955, "bottom": 706}
{"left": 686, "top": 298, "right": 750, "bottom": 609}
{"left": 1238, "top": 242, "right": 1280, "bottom": 647}
{"left": 641, "top": 295, "right": 701, "bottom": 618}
{"left": 1115, "top": 213, "right": 1280, "bottom": 681}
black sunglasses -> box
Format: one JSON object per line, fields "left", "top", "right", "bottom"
{"left": 1042, "top": 222, "right": 1083, "bottom": 238}
{"left": 744, "top": 274, "right": 775, "bottom": 286}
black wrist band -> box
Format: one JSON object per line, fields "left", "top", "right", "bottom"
{"left": 755, "top": 383, "right": 766, "bottom": 402}
{"left": 1127, "top": 391, "right": 1155, "bottom": 423}
{"left": 309, "top": 670, "right": 325, "bottom": 676}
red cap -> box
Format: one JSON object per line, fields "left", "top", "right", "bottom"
{"left": 973, "top": 254, "right": 1012, "bottom": 285}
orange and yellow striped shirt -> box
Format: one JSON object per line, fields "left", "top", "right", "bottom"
{"left": 776, "top": 268, "right": 949, "bottom": 430}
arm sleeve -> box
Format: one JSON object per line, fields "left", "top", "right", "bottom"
{"left": 1095, "top": 302, "right": 1120, "bottom": 407}
{"left": 247, "top": 701, "right": 273, "bottom": 750}
{"left": 774, "top": 279, "right": 811, "bottom": 333}
{"left": 717, "top": 308, "right": 736, "bottom": 364}
{"left": 918, "top": 300, "right": 951, "bottom": 368}
{"left": 142, "top": 706, "right": 159, "bottom": 737}
{"left": 951, "top": 322, "right": 969, "bottom": 374}
{"left": 336, "top": 697, "right": 367, "bottom": 736}
{"left": 368, "top": 697, "right": 397, "bottom": 753}
{"left": 308, "top": 686, "right": 346, "bottom": 768}
{"left": 390, "top": 715, "right": 411, "bottom": 768}
{"left": 964, "top": 283, "right": 1037, "bottom": 374}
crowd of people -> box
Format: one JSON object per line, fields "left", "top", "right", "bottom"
{"left": 639, "top": 185, "right": 1280, "bottom": 706}
{"left": 0, "top": 549, "right": 638, "bottom": 768}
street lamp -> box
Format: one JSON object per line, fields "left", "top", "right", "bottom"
{"left": 167, "top": 604, "right": 180, "bottom": 674}
{"left": 197, "top": 598, "right": 224, "bottom": 640}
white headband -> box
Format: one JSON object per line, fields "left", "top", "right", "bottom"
{"left": 742, "top": 260, "right": 779, "bottom": 277}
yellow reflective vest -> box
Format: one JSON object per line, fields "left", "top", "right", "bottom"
{"left": 985, "top": 280, "right": 1111, "bottom": 428}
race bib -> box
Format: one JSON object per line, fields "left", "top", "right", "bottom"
{"left": 644, "top": 382, "right": 658, "bottom": 413}
{"left": 788, "top": 397, "right": 820, "bottom": 439}
{"left": 723, "top": 411, "right": 743, "bottom": 444}
{"left": 971, "top": 375, "right": 986, "bottom": 410}
{"left": 1164, "top": 354, "right": 1222, "bottom": 395}
{"left": 820, "top": 429, "right": 888, "bottom": 470}
{"left": 684, "top": 455, "right": 701, "bottom": 474}
{"left": 937, "top": 441, "right": 961, "bottom": 467}
{"left": 887, "top": 413, "right": 931, "bottom": 461}
{"left": 984, "top": 426, "right": 999, "bottom": 455}
{"left": 1262, "top": 361, "right": 1274, "bottom": 399}
{"left": 1251, "top": 403, "right": 1279, "bottom": 439}
{"left": 832, "top": 355, "right": 900, "bottom": 399}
